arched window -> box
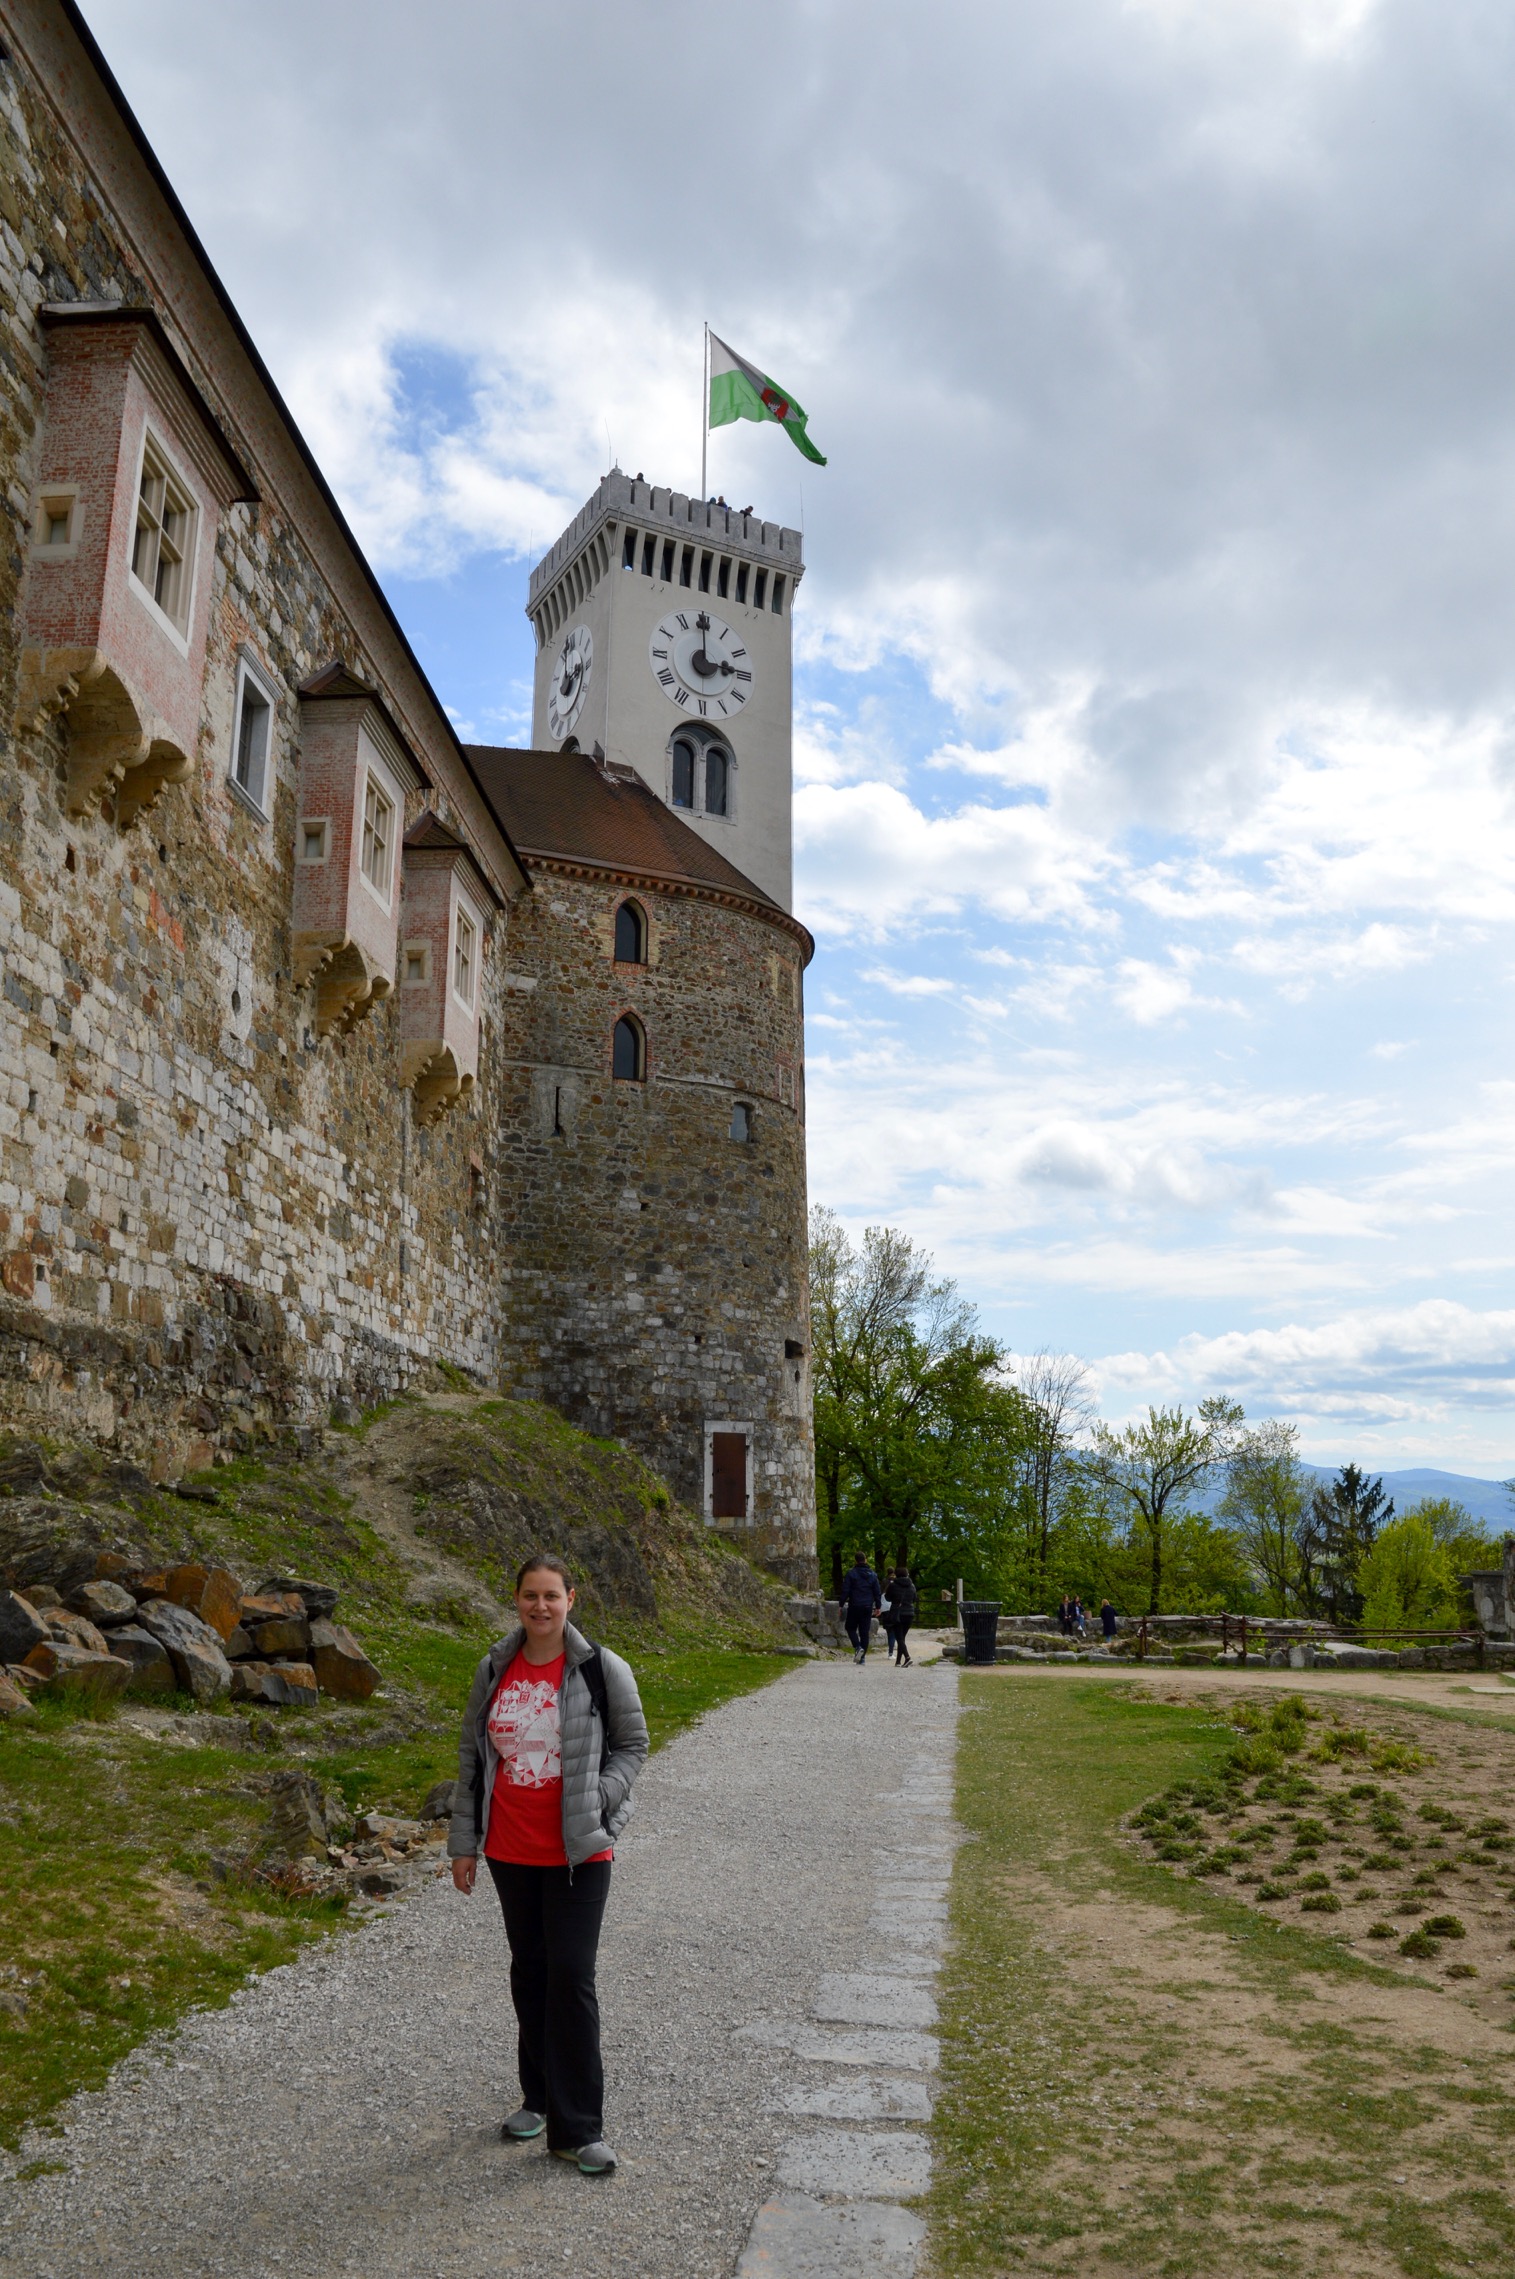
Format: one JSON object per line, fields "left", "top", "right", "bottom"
{"left": 671, "top": 738, "right": 696, "bottom": 808}
{"left": 612, "top": 1014, "right": 645, "bottom": 1082}
{"left": 705, "top": 745, "right": 729, "bottom": 817}
{"left": 614, "top": 899, "right": 646, "bottom": 963}
{"left": 561, "top": 735, "right": 579, "bottom": 753}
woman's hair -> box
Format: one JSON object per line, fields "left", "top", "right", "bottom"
{"left": 515, "top": 1552, "right": 575, "bottom": 1593}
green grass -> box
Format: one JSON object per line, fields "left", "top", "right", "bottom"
{"left": 929, "top": 1672, "right": 1515, "bottom": 2278}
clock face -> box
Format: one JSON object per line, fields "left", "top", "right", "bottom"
{"left": 546, "top": 624, "right": 593, "bottom": 740}
{"left": 648, "top": 609, "right": 753, "bottom": 720}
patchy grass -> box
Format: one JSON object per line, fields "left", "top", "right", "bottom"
{"left": 929, "top": 1672, "right": 1515, "bottom": 2278}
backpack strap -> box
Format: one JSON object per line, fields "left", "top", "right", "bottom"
{"left": 579, "top": 1644, "right": 612, "bottom": 1770}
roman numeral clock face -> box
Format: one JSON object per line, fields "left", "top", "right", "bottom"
{"left": 648, "top": 610, "right": 754, "bottom": 719}
{"left": 547, "top": 624, "right": 593, "bottom": 740}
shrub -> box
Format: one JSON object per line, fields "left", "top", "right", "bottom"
{"left": 1256, "top": 1882, "right": 1288, "bottom": 1901}
{"left": 1347, "top": 1782, "right": 1380, "bottom": 1800}
{"left": 1366, "top": 1921, "right": 1396, "bottom": 1940}
{"left": 1399, "top": 1930, "right": 1440, "bottom": 1958}
{"left": 1301, "top": 1893, "right": 1342, "bottom": 1913}
{"left": 1445, "top": 1963, "right": 1478, "bottom": 1980}
{"left": 1422, "top": 1914, "right": 1466, "bottom": 1940}
{"left": 1419, "top": 1803, "right": 1465, "bottom": 1829}
{"left": 1299, "top": 1871, "right": 1333, "bottom": 1891}
{"left": 1313, "top": 1725, "right": 1370, "bottom": 1761}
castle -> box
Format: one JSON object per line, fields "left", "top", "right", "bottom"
{"left": 0, "top": 1, "right": 816, "bottom": 1583}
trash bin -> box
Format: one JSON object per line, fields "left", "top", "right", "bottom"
{"left": 959, "top": 1599, "right": 1002, "bottom": 1665}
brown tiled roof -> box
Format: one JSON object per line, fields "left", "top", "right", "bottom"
{"left": 466, "top": 746, "right": 796, "bottom": 922}
{"left": 403, "top": 811, "right": 467, "bottom": 853}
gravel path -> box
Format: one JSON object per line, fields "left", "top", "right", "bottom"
{"left": 0, "top": 1657, "right": 958, "bottom": 2279}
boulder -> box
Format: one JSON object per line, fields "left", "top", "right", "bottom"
{"left": 135, "top": 1600, "right": 233, "bottom": 1704}
{"left": 223, "top": 1625, "right": 256, "bottom": 1661}
{"left": 0, "top": 1589, "right": 45, "bottom": 1664}
{"left": 238, "top": 1591, "right": 303, "bottom": 1626}
{"left": 250, "top": 1615, "right": 311, "bottom": 1659}
{"left": 0, "top": 1496, "right": 128, "bottom": 1600}
{"left": 258, "top": 1574, "right": 339, "bottom": 1620}
{"left": 309, "top": 1620, "right": 380, "bottom": 1701}
{"left": 0, "top": 1669, "right": 35, "bottom": 1719}
{"left": 230, "top": 1661, "right": 319, "bottom": 1708}
{"left": 421, "top": 1779, "right": 456, "bottom": 1821}
{"left": 106, "top": 1624, "right": 175, "bottom": 1697}
{"left": 264, "top": 1769, "right": 329, "bottom": 1857}
{"left": 28, "top": 1642, "right": 131, "bottom": 1704}
{"left": 25, "top": 1584, "right": 62, "bottom": 1611}
{"left": 164, "top": 1564, "right": 243, "bottom": 1641}
{"left": 42, "top": 1610, "right": 111, "bottom": 1654}
{"left": 68, "top": 1579, "right": 139, "bottom": 1629}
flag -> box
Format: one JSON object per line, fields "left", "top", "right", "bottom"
{"left": 708, "top": 332, "right": 827, "bottom": 465}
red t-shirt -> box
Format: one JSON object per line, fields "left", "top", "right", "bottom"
{"left": 483, "top": 1649, "right": 611, "bottom": 1867}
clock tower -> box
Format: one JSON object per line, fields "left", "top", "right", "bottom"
{"left": 527, "top": 472, "right": 803, "bottom": 910}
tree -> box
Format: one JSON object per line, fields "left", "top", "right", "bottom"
{"left": 1358, "top": 1513, "right": 1457, "bottom": 1635}
{"left": 1087, "top": 1397, "right": 1245, "bottom": 1614}
{"left": 1301, "top": 1464, "right": 1393, "bottom": 1624}
{"left": 808, "top": 1207, "right": 1035, "bottom": 1597}
{"left": 1220, "top": 1419, "right": 1309, "bottom": 1614}
{"left": 1013, "top": 1350, "right": 1097, "bottom": 1587}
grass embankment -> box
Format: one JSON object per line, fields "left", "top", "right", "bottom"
{"left": 0, "top": 1392, "right": 798, "bottom": 2153}
{"left": 930, "top": 1673, "right": 1515, "bottom": 2279}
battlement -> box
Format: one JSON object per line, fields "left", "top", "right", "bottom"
{"left": 527, "top": 470, "right": 803, "bottom": 616}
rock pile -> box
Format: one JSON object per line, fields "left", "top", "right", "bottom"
{"left": 212, "top": 1770, "right": 455, "bottom": 1903}
{"left": 0, "top": 1558, "right": 380, "bottom": 1715}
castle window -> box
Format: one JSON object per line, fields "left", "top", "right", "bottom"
{"left": 660, "top": 538, "right": 675, "bottom": 581}
{"left": 33, "top": 486, "right": 79, "bottom": 556}
{"left": 717, "top": 556, "right": 731, "bottom": 598}
{"left": 730, "top": 1100, "right": 751, "bottom": 1142}
{"left": 453, "top": 905, "right": 478, "bottom": 1008}
{"left": 360, "top": 773, "right": 395, "bottom": 900}
{"left": 402, "top": 942, "right": 430, "bottom": 986}
{"left": 622, "top": 528, "right": 637, "bottom": 567}
{"left": 736, "top": 562, "right": 749, "bottom": 605}
{"left": 671, "top": 737, "right": 696, "bottom": 809}
{"left": 297, "top": 817, "right": 329, "bottom": 864}
{"left": 230, "top": 659, "right": 274, "bottom": 813}
{"left": 130, "top": 435, "right": 196, "bottom": 634}
{"left": 698, "top": 549, "right": 712, "bottom": 592}
{"left": 613, "top": 1014, "right": 645, "bottom": 1082}
{"left": 704, "top": 745, "right": 729, "bottom": 817}
{"left": 753, "top": 568, "right": 768, "bottom": 610}
{"left": 679, "top": 544, "right": 694, "bottom": 587}
{"left": 642, "top": 533, "right": 656, "bottom": 575}
{"left": 771, "top": 574, "right": 786, "bottom": 614}
{"left": 614, "top": 899, "right": 647, "bottom": 963}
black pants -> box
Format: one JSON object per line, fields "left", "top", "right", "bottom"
{"left": 488, "top": 1858, "right": 611, "bottom": 2150}
{"left": 844, "top": 1605, "right": 873, "bottom": 1655}
{"left": 892, "top": 1618, "right": 913, "bottom": 1662}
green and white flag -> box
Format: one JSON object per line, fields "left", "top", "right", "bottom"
{"left": 708, "top": 331, "right": 827, "bottom": 465}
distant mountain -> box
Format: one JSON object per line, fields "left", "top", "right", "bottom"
{"left": 1193, "top": 1466, "right": 1514, "bottom": 1532}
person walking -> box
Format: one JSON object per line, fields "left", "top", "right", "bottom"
{"left": 888, "top": 1564, "right": 919, "bottom": 1666}
{"left": 839, "top": 1552, "right": 883, "bottom": 1662}
{"left": 1100, "top": 1598, "right": 1118, "bottom": 1645}
{"left": 448, "top": 1553, "right": 649, "bottom": 2177}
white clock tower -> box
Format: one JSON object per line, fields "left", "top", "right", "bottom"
{"left": 526, "top": 473, "right": 803, "bottom": 910}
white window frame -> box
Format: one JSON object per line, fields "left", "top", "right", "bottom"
{"left": 229, "top": 652, "right": 277, "bottom": 818}
{"left": 358, "top": 768, "right": 397, "bottom": 909}
{"left": 451, "top": 895, "right": 481, "bottom": 1012}
{"left": 31, "top": 483, "right": 81, "bottom": 560}
{"left": 126, "top": 425, "right": 198, "bottom": 651}
{"left": 401, "top": 940, "right": 431, "bottom": 988}
{"left": 703, "top": 1421, "right": 755, "bottom": 1525}
{"left": 296, "top": 816, "right": 330, "bottom": 865}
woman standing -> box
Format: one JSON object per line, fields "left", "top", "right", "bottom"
{"left": 448, "top": 1554, "right": 649, "bottom": 2176}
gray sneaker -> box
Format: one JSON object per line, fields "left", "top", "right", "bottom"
{"left": 501, "top": 2107, "right": 545, "bottom": 2141}
{"left": 553, "top": 2140, "right": 618, "bottom": 2175}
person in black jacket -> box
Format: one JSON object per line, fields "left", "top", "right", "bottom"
{"left": 838, "top": 1554, "right": 882, "bottom": 1663}
{"left": 887, "top": 1565, "right": 919, "bottom": 1666}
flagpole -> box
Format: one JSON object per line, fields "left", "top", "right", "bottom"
{"left": 700, "top": 322, "right": 708, "bottom": 501}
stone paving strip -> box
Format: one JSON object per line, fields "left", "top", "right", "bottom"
{"left": 0, "top": 1657, "right": 958, "bottom": 2279}
{"left": 737, "top": 1664, "right": 959, "bottom": 2278}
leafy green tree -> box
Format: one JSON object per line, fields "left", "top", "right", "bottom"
{"left": 1087, "top": 1397, "right": 1245, "bottom": 1614}
{"left": 1358, "top": 1513, "right": 1457, "bottom": 1635}
{"left": 1011, "top": 1350, "right": 1097, "bottom": 1589}
{"left": 1220, "top": 1419, "right": 1309, "bottom": 1613}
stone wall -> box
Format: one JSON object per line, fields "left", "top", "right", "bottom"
{"left": 492, "top": 863, "right": 816, "bottom": 1584}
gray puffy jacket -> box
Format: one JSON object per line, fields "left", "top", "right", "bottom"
{"left": 449, "top": 1623, "right": 649, "bottom": 1868}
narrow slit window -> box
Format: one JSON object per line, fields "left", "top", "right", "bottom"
{"left": 671, "top": 738, "right": 696, "bottom": 809}
{"left": 735, "top": 562, "right": 749, "bottom": 605}
{"left": 360, "top": 775, "right": 394, "bottom": 897}
{"left": 730, "top": 1101, "right": 751, "bottom": 1142}
{"left": 698, "top": 550, "right": 712, "bottom": 592}
{"left": 614, "top": 899, "right": 647, "bottom": 963}
{"left": 717, "top": 557, "right": 731, "bottom": 598}
{"left": 642, "top": 533, "right": 656, "bottom": 575}
{"left": 754, "top": 568, "right": 768, "bottom": 610}
{"left": 661, "top": 538, "right": 675, "bottom": 581}
{"left": 705, "top": 746, "right": 729, "bottom": 817}
{"left": 679, "top": 544, "right": 694, "bottom": 587}
{"left": 622, "top": 528, "right": 637, "bottom": 567}
{"left": 130, "top": 439, "right": 195, "bottom": 631}
{"left": 297, "top": 818, "right": 329, "bottom": 864}
{"left": 771, "top": 574, "right": 786, "bottom": 614}
{"left": 613, "top": 1014, "right": 645, "bottom": 1082}
{"left": 403, "top": 943, "right": 429, "bottom": 986}
{"left": 453, "top": 906, "right": 477, "bottom": 1006}
{"left": 232, "top": 670, "right": 272, "bottom": 810}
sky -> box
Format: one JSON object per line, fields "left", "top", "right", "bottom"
{"left": 80, "top": 0, "right": 1515, "bottom": 1472}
